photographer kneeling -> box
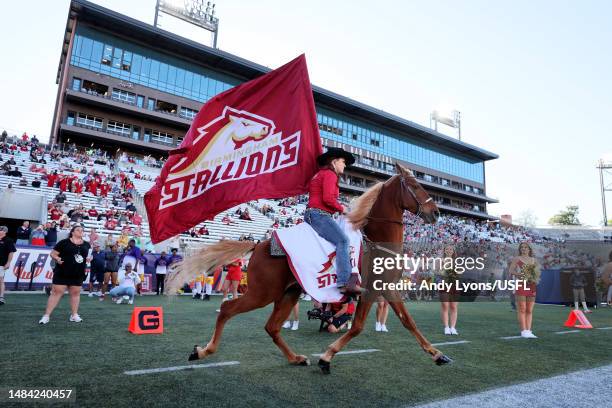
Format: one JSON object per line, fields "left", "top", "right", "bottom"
{"left": 326, "top": 298, "right": 355, "bottom": 333}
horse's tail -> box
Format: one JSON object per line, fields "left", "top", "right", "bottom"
{"left": 165, "top": 240, "right": 257, "bottom": 295}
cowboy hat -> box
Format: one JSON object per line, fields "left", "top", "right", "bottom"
{"left": 317, "top": 147, "right": 355, "bottom": 167}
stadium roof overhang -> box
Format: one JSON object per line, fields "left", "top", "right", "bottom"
{"left": 64, "top": 0, "right": 499, "bottom": 162}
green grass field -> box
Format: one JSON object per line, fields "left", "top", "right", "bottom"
{"left": 1, "top": 294, "right": 611, "bottom": 407}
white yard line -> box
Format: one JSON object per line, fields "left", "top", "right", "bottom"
{"left": 500, "top": 335, "right": 523, "bottom": 340}
{"left": 124, "top": 361, "right": 240, "bottom": 376}
{"left": 311, "top": 349, "right": 380, "bottom": 357}
{"left": 555, "top": 330, "right": 582, "bottom": 335}
{"left": 431, "top": 340, "right": 471, "bottom": 347}
{"left": 413, "top": 364, "right": 612, "bottom": 408}
{"left": 596, "top": 326, "right": 612, "bottom": 330}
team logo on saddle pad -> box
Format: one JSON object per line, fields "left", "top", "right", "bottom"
{"left": 160, "top": 106, "right": 301, "bottom": 209}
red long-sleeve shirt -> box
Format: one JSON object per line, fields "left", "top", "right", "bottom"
{"left": 307, "top": 169, "right": 344, "bottom": 214}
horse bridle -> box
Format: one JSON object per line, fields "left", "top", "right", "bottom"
{"left": 366, "top": 175, "right": 432, "bottom": 225}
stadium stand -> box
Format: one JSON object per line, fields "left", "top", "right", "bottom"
{"left": 2, "top": 133, "right": 608, "bottom": 254}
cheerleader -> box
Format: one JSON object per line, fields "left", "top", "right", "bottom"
{"left": 438, "top": 245, "right": 460, "bottom": 335}
{"left": 509, "top": 242, "right": 540, "bottom": 338}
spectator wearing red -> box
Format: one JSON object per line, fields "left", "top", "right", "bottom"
{"left": 221, "top": 259, "right": 242, "bottom": 303}
{"left": 197, "top": 226, "right": 209, "bottom": 236}
{"left": 89, "top": 179, "right": 98, "bottom": 196}
{"left": 87, "top": 207, "right": 98, "bottom": 218}
{"left": 132, "top": 212, "right": 142, "bottom": 226}
{"left": 49, "top": 206, "right": 63, "bottom": 221}
{"left": 47, "top": 171, "right": 58, "bottom": 188}
{"left": 74, "top": 179, "right": 84, "bottom": 194}
{"left": 21, "top": 132, "right": 28, "bottom": 142}
{"left": 99, "top": 183, "right": 110, "bottom": 197}
{"left": 59, "top": 176, "right": 69, "bottom": 192}
{"left": 105, "top": 218, "right": 118, "bottom": 230}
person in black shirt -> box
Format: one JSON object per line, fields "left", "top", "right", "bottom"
{"left": 0, "top": 226, "right": 17, "bottom": 305}
{"left": 8, "top": 167, "right": 22, "bottom": 177}
{"left": 15, "top": 221, "right": 31, "bottom": 246}
{"left": 39, "top": 225, "right": 92, "bottom": 324}
{"left": 44, "top": 222, "right": 58, "bottom": 247}
{"left": 31, "top": 177, "right": 41, "bottom": 188}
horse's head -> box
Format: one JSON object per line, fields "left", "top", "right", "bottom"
{"left": 394, "top": 162, "right": 439, "bottom": 224}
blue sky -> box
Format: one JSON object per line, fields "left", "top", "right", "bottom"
{"left": 1, "top": 0, "right": 610, "bottom": 226}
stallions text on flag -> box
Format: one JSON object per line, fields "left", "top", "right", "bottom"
{"left": 145, "top": 55, "right": 323, "bottom": 243}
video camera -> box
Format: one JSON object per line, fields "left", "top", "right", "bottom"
{"left": 306, "top": 307, "right": 333, "bottom": 322}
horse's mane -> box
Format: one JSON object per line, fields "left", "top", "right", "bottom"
{"left": 347, "top": 181, "right": 385, "bottom": 229}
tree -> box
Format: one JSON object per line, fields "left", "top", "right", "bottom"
{"left": 516, "top": 209, "right": 538, "bottom": 228}
{"left": 548, "top": 205, "right": 581, "bottom": 226}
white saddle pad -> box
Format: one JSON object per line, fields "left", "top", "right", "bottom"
{"left": 273, "top": 216, "right": 362, "bottom": 303}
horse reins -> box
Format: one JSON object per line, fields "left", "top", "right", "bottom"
{"left": 365, "top": 175, "right": 432, "bottom": 225}
{"left": 362, "top": 175, "right": 434, "bottom": 258}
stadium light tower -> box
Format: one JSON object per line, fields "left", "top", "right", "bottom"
{"left": 430, "top": 109, "right": 462, "bottom": 140}
{"left": 154, "top": 0, "right": 220, "bottom": 48}
{"left": 597, "top": 158, "right": 612, "bottom": 226}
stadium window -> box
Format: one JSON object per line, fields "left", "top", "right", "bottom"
{"left": 176, "top": 68, "right": 185, "bottom": 89}
{"left": 136, "top": 95, "right": 144, "bottom": 108}
{"left": 147, "top": 98, "right": 155, "bottom": 111}
{"left": 106, "top": 120, "right": 131, "bottom": 136}
{"left": 144, "top": 129, "right": 151, "bottom": 143}
{"left": 180, "top": 107, "right": 198, "bottom": 120}
{"left": 184, "top": 71, "right": 193, "bottom": 89}
{"left": 66, "top": 112, "right": 75, "bottom": 126}
{"left": 102, "top": 45, "right": 113, "bottom": 65}
{"left": 121, "top": 51, "right": 132, "bottom": 71}
{"left": 159, "top": 63, "right": 168, "bottom": 83}
{"left": 91, "top": 40, "right": 103, "bottom": 63}
{"left": 81, "top": 80, "right": 108, "bottom": 96}
{"left": 352, "top": 133, "right": 358, "bottom": 140}
{"left": 151, "top": 130, "right": 174, "bottom": 145}
{"left": 132, "top": 126, "right": 140, "bottom": 140}
{"left": 112, "top": 47, "right": 123, "bottom": 69}
{"left": 111, "top": 89, "right": 136, "bottom": 104}
{"left": 360, "top": 157, "right": 374, "bottom": 167}
{"left": 71, "top": 78, "right": 81, "bottom": 91}
{"left": 76, "top": 113, "right": 103, "bottom": 129}
{"left": 156, "top": 100, "right": 177, "bottom": 114}
{"left": 370, "top": 139, "right": 380, "bottom": 147}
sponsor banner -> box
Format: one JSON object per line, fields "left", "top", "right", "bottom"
{"left": 5, "top": 247, "right": 55, "bottom": 285}
{"left": 5, "top": 247, "right": 158, "bottom": 289}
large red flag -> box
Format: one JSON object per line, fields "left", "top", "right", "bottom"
{"left": 145, "top": 54, "right": 322, "bottom": 243}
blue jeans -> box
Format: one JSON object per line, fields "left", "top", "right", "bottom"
{"left": 304, "top": 209, "right": 352, "bottom": 286}
{"left": 109, "top": 286, "right": 135, "bottom": 301}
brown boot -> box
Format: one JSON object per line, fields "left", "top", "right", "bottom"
{"left": 339, "top": 274, "right": 365, "bottom": 295}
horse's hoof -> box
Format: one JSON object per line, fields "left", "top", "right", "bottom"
{"left": 188, "top": 345, "right": 200, "bottom": 362}
{"left": 318, "top": 358, "right": 331, "bottom": 374}
{"left": 298, "top": 358, "right": 310, "bottom": 366}
{"left": 434, "top": 354, "right": 453, "bottom": 366}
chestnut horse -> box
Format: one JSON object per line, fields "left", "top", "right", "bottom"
{"left": 167, "top": 163, "right": 452, "bottom": 373}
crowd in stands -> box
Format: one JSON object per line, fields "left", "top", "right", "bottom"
{"left": 2, "top": 129, "right": 611, "bottom": 302}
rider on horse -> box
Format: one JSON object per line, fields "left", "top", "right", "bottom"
{"left": 304, "top": 147, "right": 364, "bottom": 295}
